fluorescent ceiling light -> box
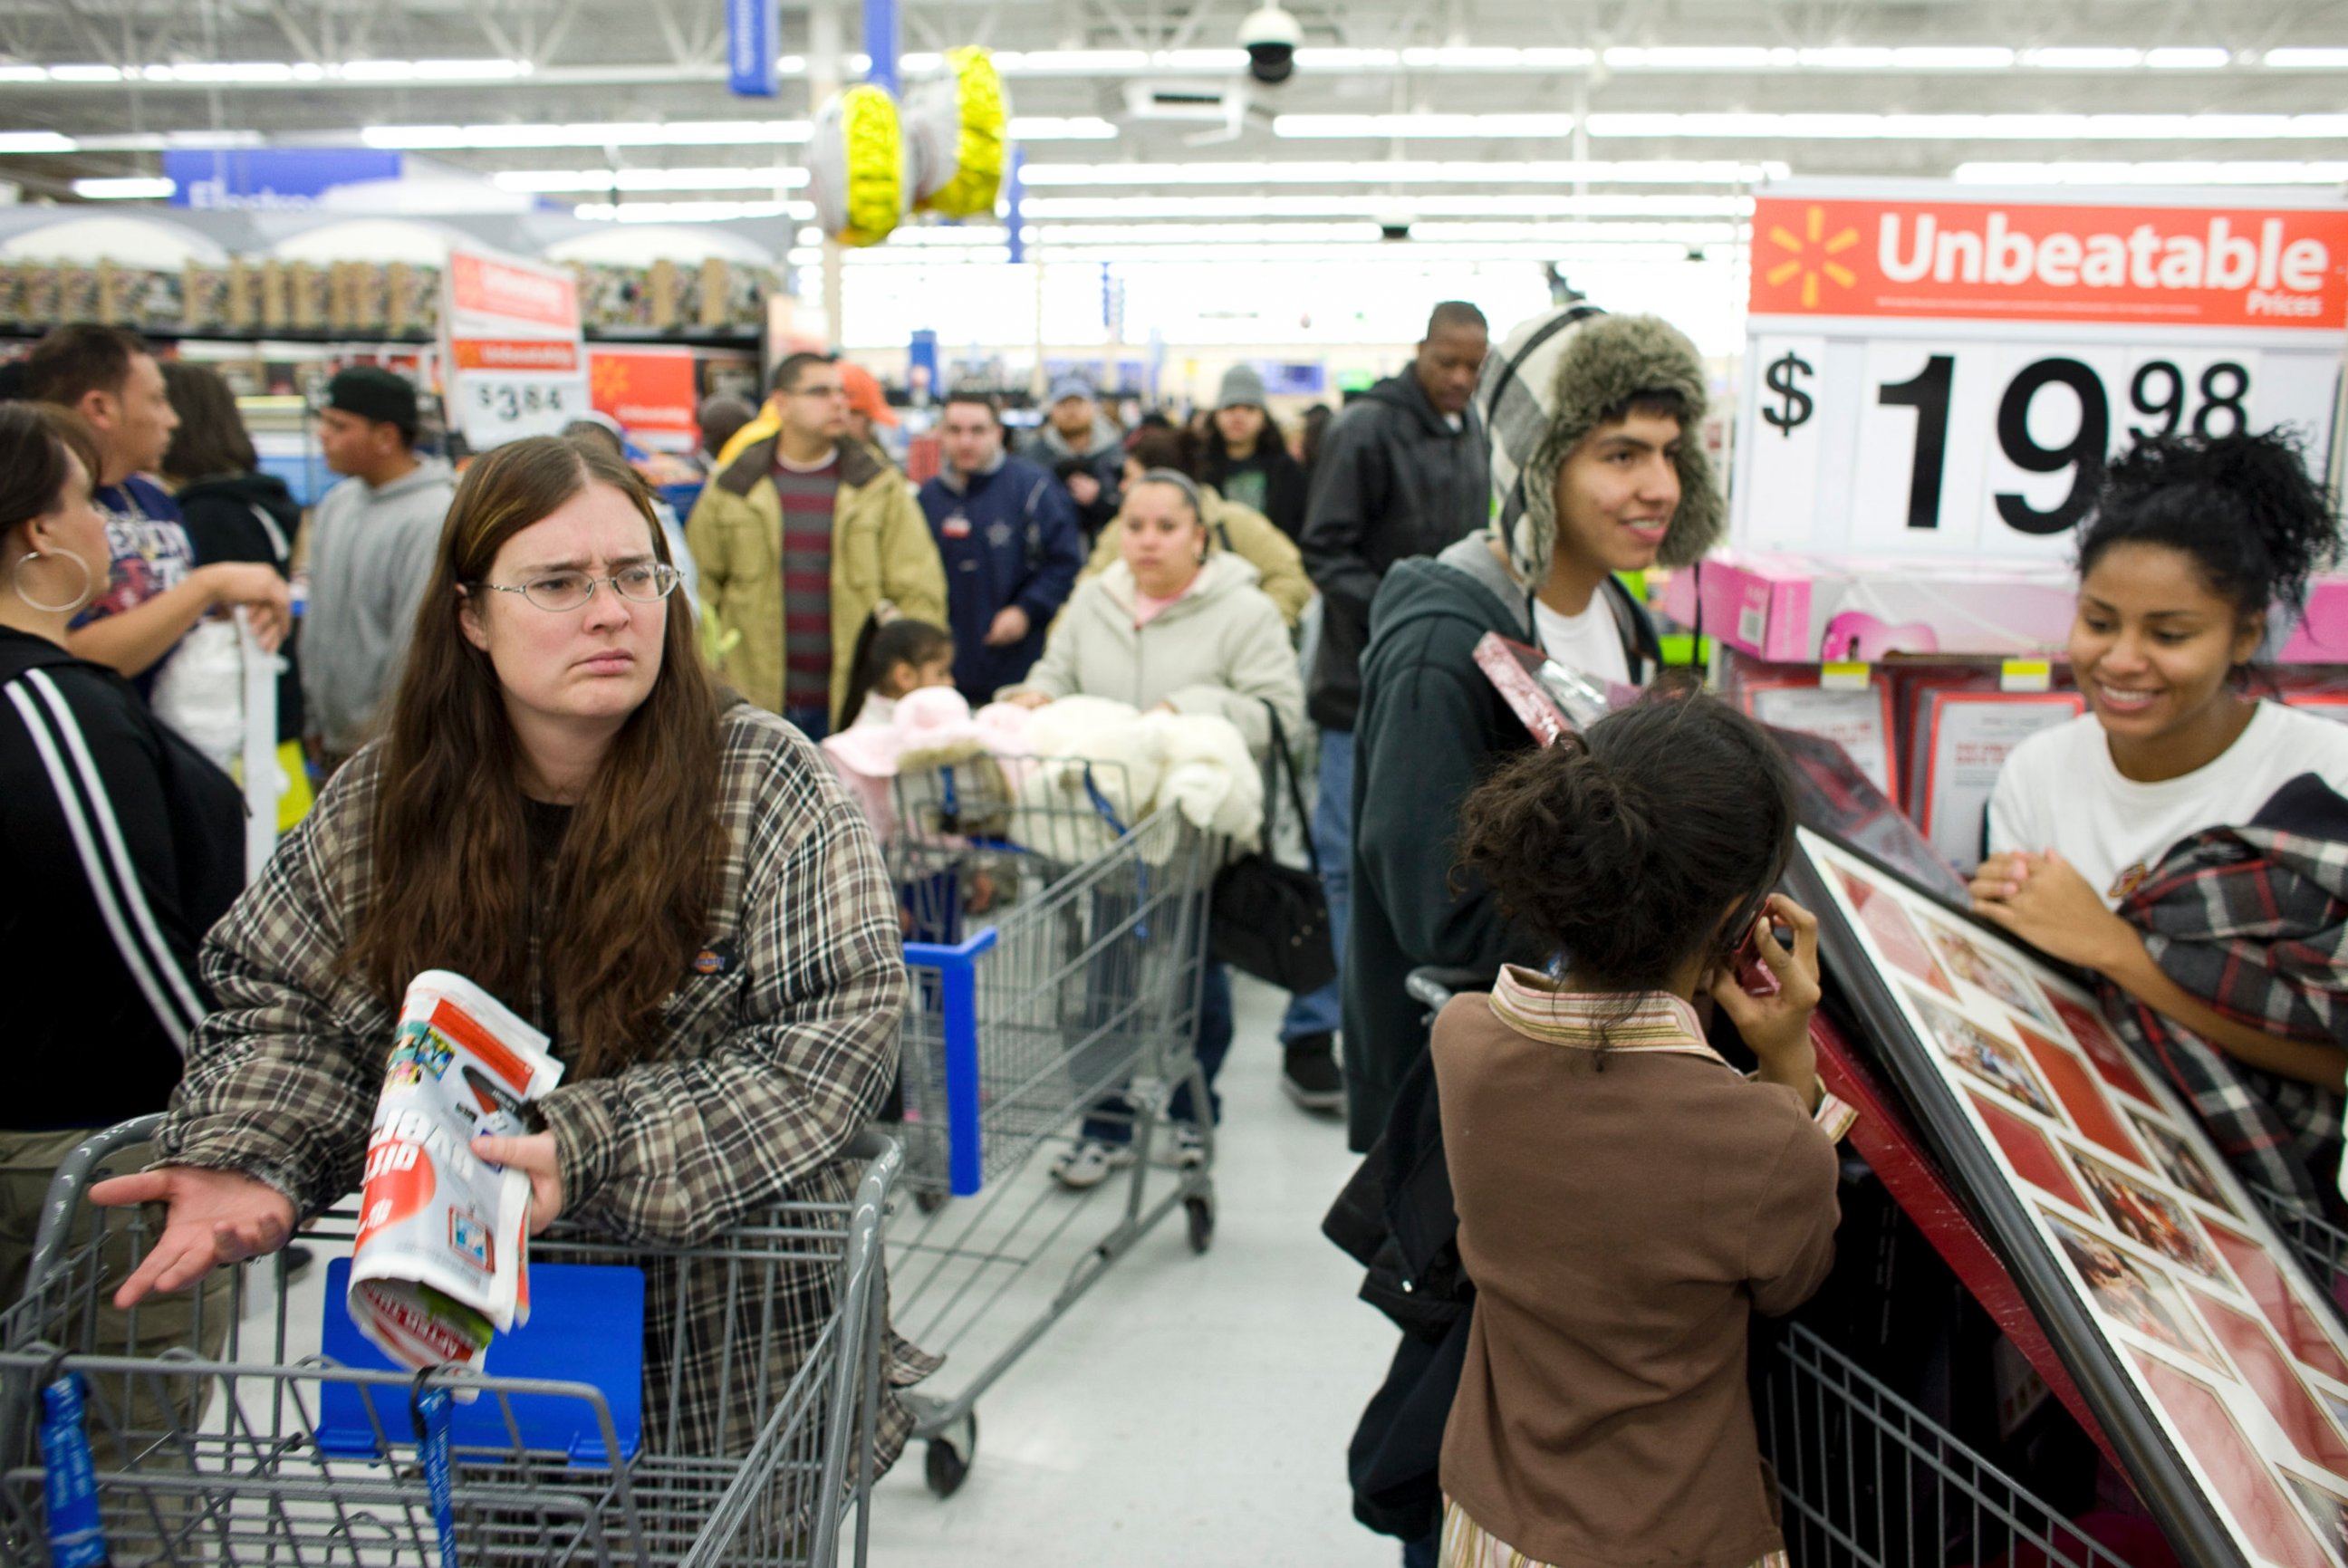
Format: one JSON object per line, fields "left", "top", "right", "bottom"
{"left": 1019, "top": 159, "right": 1784, "bottom": 186}
{"left": 142, "top": 62, "right": 297, "bottom": 82}
{"left": 2144, "top": 48, "right": 2232, "bottom": 68}
{"left": 986, "top": 49, "right": 1150, "bottom": 74}
{"left": 1585, "top": 111, "right": 2348, "bottom": 139}
{"left": 1006, "top": 117, "right": 1119, "bottom": 140}
{"left": 340, "top": 58, "right": 531, "bottom": 82}
{"left": 1274, "top": 114, "right": 1577, "bottom": 139}
{"left": 364, "top": 120, "right": 812, "bottom": 149}
{"left": 1018, "top": 193, "right": 1750, "bottom": 219}
{"left": 1954, "top": 159, "right": 2348, "bottom": 185}
{"left": 47, "top": 63, "right": 122, "bottom": 82}
{"left": 2018, "top": 48, "right": 2141, "bottom": 69}
{"left": 73, "top": 177, "right": 176, "bottom": 199}
{"left": 497, "top": 166, "right": 811, "bottom": 193}
{"left": 575, "top": 199, "right": 814, "bottom": 223}
{"left": 0, "top": 131, "right": 76, "bottom": 152}
{"left": 2265, "top": 49, "right": 2348, "bottom": 68}
{"left": 1602, "top": 47, "right": 1794, "bottom": 69}
{"left": 0, "top": 65, "right": 43, "bottom": 82}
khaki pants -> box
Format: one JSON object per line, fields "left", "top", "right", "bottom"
{"left": 1, "top": 1127, "right": 235, "bottom": 1494}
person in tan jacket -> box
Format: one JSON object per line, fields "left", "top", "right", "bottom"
{"left": 1081, "top": 428, "right": 1314, "bottom": 630}
{"left": 686, "top": 352, "right": 946, "bottom": 735}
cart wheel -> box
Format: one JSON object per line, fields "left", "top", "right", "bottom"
{"left": 924, "top": 1412, "right": 977, "bottom": 1498}
{"left": 1184, "top": 1194, "right": 1215, "bottom": 1254}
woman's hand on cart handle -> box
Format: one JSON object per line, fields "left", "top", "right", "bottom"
{"left": 472, "top": 1132, "right": 564, "bottom": 1236}
{"left": 88, "top": 1166, "right": 297, "bottom": 1307}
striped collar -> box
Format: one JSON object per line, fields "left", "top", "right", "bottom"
{"left": 1487, "top": 966, "right": 1724, "bottom": 1063}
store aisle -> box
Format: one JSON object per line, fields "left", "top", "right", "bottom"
{"left": 866, "top": 971, "right": 1402, "bottom": 1566}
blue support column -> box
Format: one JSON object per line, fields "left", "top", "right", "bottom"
{"left": 1005, "top": 147, "right": 1025, "bottom": 264}
{"left": 862, "top": 0, "right": 900, "bottom": 94}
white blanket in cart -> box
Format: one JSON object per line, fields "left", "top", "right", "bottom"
{"left": 1017, "top": 697, "right": 1262, "bottom": 863}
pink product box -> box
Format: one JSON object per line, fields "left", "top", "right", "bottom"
{"left": 1664, "top": 553, "right": 2348, "bottom": 669}
{"left": 1663, "top": 553, "right": 2078, "bottom": 662}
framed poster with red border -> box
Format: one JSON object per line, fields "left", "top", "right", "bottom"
{"left": 1793, "top": 827, "right": 2348, "bottom": 1568}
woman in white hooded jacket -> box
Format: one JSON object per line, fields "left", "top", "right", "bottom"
{"left": 1003, "top": 468, "right": 1308, "bottom": 1187}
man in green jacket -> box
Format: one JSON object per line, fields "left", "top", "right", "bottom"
{"left": 686, "top": 352, "right": 947, "bottom": 736}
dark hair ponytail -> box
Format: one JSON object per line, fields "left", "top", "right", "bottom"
{"left": 1456, "top": 693, "right": 1798, "bottom": 991}
{"left": 840, "top": 616, "right": 954, "bottom": 729}
{"left": 2078, "top": 429, "right": 2340, "bottom": 628}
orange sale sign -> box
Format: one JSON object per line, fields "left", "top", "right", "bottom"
{"left": 1750, "top": 195, "right": 2348, "bottom": 332}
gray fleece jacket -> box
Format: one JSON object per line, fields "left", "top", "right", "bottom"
{"left": 300, "top": 457, "right": 456, "bottom": 753}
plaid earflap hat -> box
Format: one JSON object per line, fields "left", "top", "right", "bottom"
{"left": 1477, "top": 305, "right": 1726, "bottom": 585}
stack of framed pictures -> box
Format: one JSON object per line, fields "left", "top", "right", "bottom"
{"left": 1795, "top": 828, "right": 2348, "bottom": 1568}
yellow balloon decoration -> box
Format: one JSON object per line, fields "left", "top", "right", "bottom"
{"left": 808, "top": 83, "right": 904, "bottom": 247}
{"left": 909, "top": 46, "right": 1007, "bottom": 219}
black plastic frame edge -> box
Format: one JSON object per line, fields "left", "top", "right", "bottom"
{"left": 1785, "top": 827, "right": 2246, "bottom": 1568}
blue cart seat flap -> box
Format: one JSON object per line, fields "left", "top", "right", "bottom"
{"left": 314, "top": 1257, "right": 647, "bottom": 1466}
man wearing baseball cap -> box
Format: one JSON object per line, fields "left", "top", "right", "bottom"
{"left": 837, "top": 361, "right": 900, "bottom": 462}
{"left": 1016, "top": 375, "right": 1125, "bottom": 540}
{"left": 303, "top": 365, "right": 455, "bottom": 770}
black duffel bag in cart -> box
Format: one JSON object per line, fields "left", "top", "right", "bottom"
{"left": 0, "top": 1113, "right": 903, "bottom": 1568}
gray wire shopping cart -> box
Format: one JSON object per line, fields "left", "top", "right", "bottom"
{"left": 883, "top": 753, "right": 1223, "bottom": 1496}
{"left": 0, "top": 1114, "right": 902, "bottom": 1567}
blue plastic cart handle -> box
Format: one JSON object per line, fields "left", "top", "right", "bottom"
{"left": 904, "top": 928, "right": 999, "bottom": 1198}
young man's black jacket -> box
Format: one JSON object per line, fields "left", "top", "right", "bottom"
{"left": 1298, "top": 372, "right": 1490, "bottom": 732}
{"left": 1341, "top": 534, "right": 1660, "bottom": 1151}
{"left": 0, "top": 628, "right": 244, "bottom": 1128}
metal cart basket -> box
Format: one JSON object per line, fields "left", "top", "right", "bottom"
{"left": 880, "top": 754, "right": 1223, "bottom": 1496}
{"left": 0, "top": 1115, "right": 902, "bottom": 1567}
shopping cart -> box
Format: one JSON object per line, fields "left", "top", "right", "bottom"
{"left": 1758, "top": 1323, "right": 2147, "bottom": 1567}
{"left": 881, "top": 754, "right": 1223, "bottom": 1496}
{"left": 0, "top": 1114, "right": 902, "bottom": 1567}
{"left": 2251, "top": 1185, "right": 2348, "bottom": 1319}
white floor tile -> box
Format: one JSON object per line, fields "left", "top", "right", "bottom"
{"left": 866, "top": 972, "right": 1401, "bottom": 1566}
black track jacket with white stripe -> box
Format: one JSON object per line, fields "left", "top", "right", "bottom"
{"left": 0, "top": 626, "right": 243, "bottom": 1128}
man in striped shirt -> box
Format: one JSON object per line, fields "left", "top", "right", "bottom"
{"left": 688, "top": 353, "right": 945, "bottom": 736}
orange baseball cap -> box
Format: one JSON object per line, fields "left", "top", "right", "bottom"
{"left": 838, "top": 361, "right": 900, "bottom": 427}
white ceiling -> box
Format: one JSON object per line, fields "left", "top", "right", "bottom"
{"left": 1, "top": 0, "right": 2342, "bottom": 251}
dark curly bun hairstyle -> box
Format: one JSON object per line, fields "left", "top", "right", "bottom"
{"left": 1455, "top": 693, "right": 1798, "bottom": 990}
{"left": 2078, "top": 428, "right": 2339, "bottom": 620}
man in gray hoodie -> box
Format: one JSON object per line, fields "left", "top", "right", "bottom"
{"left": 1017, "top": 376, "right": 1125, "bottom": 541}
{"left": 301, "top": 366, "right": 456, "bottom": 768}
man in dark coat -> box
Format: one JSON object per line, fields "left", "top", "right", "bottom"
{"left": 919, "top": 392, "right": 1084, "bottom": 705}
{"left": 1278, "top": 303, "right": 1492, "bottom": 1114}
{"left": 1342, "top": 306, "right": 1726, "bottom": 1151}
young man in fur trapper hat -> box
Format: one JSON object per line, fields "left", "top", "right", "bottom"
{"left": 1340, "top": 305, "right": 1724, "bottom": 1154}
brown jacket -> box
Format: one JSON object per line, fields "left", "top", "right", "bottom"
{"left": 1430, "top": 982, "right": 1839, "bottom": 1568}
{"left": 685, "top": 434, "right": 948, "bottom": 727}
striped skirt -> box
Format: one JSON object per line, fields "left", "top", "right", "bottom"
{"left": 1440, "top": 1497, "right": 1792, "bottom": 1568}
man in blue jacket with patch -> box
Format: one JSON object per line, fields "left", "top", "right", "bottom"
{"left": 919, "top": 392, "right": 1084, "bottom": 705}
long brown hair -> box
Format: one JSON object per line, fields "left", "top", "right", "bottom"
{"left": 345, "top": 435, "right": 724, "bottom": 1078}
{"left": 160, "top": 360, "right": 259, "bottom": 481}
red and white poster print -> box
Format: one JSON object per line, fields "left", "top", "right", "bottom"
{"left": 441, "top": 244, "right": 589, "bottom": 451}
{"left": 1808, "top": 830, "right": 2348, "bottom": 1567}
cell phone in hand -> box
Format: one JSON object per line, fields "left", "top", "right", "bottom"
{"left": 1733, "top": 919, "right": 1781, "bottom": 997}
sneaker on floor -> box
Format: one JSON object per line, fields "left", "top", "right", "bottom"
{"left": 1281, "top": 1034, "right": 1345, "bottom": 1114}
{"left": 1171, "top": 1124, "right": 1208, "bottom": 1169}
{"left": 1051, "top": 1140, "right": 1136, "bottom": 1190}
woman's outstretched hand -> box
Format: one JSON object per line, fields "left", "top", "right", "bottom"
{"left": 87, "top": 1166, "right": 297, "bottom": 1308}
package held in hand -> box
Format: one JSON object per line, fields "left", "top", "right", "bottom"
{"left": 347, "top": 970, "right": 563, "bottom": 1373}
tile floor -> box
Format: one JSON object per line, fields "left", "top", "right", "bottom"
{"left": 864, "top": 971, "right": 1404, "bottom": 1566}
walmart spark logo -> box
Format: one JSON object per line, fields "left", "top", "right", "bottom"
{"left": 1765, "top": 205, "right": 1860, "bottom": 309}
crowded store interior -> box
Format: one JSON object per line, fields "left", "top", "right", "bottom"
{"left": 2, "top": 2, "right": 2348, "bottom": 1564}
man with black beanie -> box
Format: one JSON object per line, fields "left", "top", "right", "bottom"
{"left": 303, "top": 365, "right": 455, "bottom": 769}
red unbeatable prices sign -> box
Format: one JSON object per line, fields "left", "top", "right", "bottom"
{"left": 1734, "top": 181, "right": 2348, "bottom": 563}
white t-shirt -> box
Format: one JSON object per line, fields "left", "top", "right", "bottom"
{"left": 1987, "top": 701, "right": 2348, "bottom": 906}
{"left": 1532, "top": 594, "right": 1632, "bottom": 688}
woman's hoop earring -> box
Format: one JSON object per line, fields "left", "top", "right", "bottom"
{"left": 13, "top": 546, "right": 94, "bottom": 614}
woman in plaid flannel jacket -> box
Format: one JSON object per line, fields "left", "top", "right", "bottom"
{"left": 94, "top": 434, "right": 933, "bottom": 1462}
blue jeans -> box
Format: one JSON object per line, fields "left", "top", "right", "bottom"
{"left": 1401, "top": 1534, "right": 1437, "bottom": 1568}
{"left": 1279, "top": 726, "right": 1352, "bottom": 1044}
{"left": 784, "top": 704, "right": 829, "bottom": 742}
{"left": 1082, "top": 961, "right": 1233, "bottom": 1143}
